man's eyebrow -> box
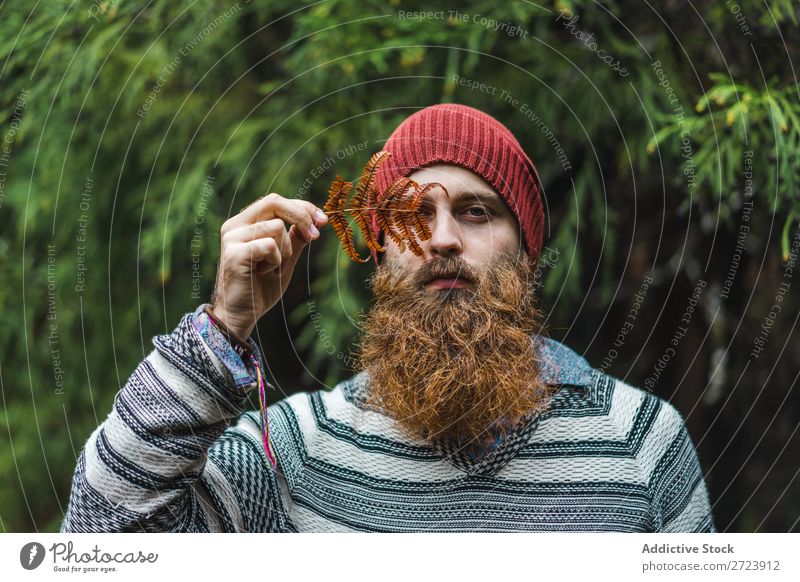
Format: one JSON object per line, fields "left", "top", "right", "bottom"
{"left": 421, "top": 190, "right": 501, "bottom": 205}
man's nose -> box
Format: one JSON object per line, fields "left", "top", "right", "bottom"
{"left": 425, "top": 210, "right": 463, "bottom": 259}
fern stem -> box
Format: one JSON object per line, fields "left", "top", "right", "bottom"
{"left": 324, "top": 208, "right": 419, "bottom": 214}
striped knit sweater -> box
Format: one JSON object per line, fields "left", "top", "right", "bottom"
{"left": 60, "top": 310, "right": 716, "bottom": 532}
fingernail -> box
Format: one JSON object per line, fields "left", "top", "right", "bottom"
{"left": 309, "top": 224, "right": 320, "bottom": 239}
{"left": 315, "top": 210, "right": 327, "bottom": 223}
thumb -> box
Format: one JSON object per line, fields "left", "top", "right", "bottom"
{"left": 287, "top": 223, "right": 312, "bottom": 263}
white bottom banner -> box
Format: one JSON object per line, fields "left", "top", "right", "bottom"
{"left": 2, "top": 533, "right": 797, "bottom": 581}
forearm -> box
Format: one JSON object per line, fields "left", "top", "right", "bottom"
{"left": 60, "top": 309, "right": 267, "bottom": 532}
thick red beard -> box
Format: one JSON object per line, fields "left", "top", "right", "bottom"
{"left": 354, "top": 251, "right": 554, "bottom": 452}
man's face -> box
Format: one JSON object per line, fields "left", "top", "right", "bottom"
{"left": 382, "top": 163, "right": 524, "bottom": 287}
{"left": 355, "top": 167, "right": 551, "bottom": 452}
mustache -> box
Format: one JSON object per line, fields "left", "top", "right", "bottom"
{"left": 411, "top": 256, "right": 479, "bottom": 287}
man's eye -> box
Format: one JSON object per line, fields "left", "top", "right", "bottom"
{"left": 465, "top": 206, "right": 491, "bottom": 218}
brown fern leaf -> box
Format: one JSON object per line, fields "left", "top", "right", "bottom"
{"left": 390, "top": 180, "right": 425, "bottom": 256}
{"left": 357, "top": 150, "right": 391, "bottom": 210}
{"left": 323, "top": 152, "right": 441, "bottom": 263}
{"left": 376, "top": 177, "right": 416, "bottom": 252}
{"left": 323, "top": 175, "right": 351, "bottom": 214}
{"left": 351, "top": 151, "right": 391, "bottom": 254}
{"left": 324, "top": 176, "right": 369, "bottom": 263}
{"left": 407, "top": 181, "right": 446, "bottom": 241}
{"left": 351, "top": 210, "right": 386, "bottom": 255}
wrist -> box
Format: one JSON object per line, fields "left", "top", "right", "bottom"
{"left": 205, "top": 304, "right": 254, "bottom": 346}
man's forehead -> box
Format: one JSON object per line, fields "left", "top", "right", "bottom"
{"left": 407, "top": 163, "right": 500, "bottom": 203}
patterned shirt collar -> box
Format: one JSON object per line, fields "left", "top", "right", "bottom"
{"left": 534, "top": 335, "right": 595, "bottom": 388}
{"left": 442, "top": 336, "right": 597, "bottom": 473}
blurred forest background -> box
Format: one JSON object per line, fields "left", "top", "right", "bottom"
{"left": 1, "top": 0, "right": 798, "bottom": 532}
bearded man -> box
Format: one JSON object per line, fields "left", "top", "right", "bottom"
{"left": 62, "top": 104, "right": 715, "bottom": 532}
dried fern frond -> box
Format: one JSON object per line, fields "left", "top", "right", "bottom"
{"left": 323, "top": 175, "right": 367, "bottom": 263}
{"left": 322, "top": 151, "right": 448, "bottom": 262}
{"left": 357, "top": 150, "right": 390, "bottom": 211}
{"left": 350, "top": 151, "right": 390, "bottom": 257}
{"left": 375, "top": 177, "right": 416, "bottom": 253}
{"left": 406, "top": 182, "right": 442, "bottom": 241}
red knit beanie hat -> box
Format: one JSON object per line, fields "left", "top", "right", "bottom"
{"left": 370, "top": 103, "right": 545, "bottom": 267}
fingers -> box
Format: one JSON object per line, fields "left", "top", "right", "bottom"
{"left": 237, "top": 237, "right": 283, "bottom": 274}
{"left": 222, "top": 193, "right": 328, "bottom": 240}
{"left": 224, "top": 220, "right": 294, "bottom": 273}
{"left": 222, "top": 218, "right": 286, "bottom": 245}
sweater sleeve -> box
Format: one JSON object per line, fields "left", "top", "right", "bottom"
{"left": 191, "top": 304, "right": 274, "bottom": 391}
{"left": 648, "top": 400, "right": 716, "bottom": 533}
{"left": 59, "top": 310, "right": 289, "bottom": 532}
